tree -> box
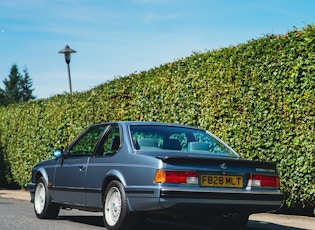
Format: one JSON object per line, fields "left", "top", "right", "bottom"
{"left": 0, "top": 64, "right": 35, "bottom": 106}
{"left": 2, "top": 64, "right": 21, "bottom": 105}
{"left": 20, "top": 68, "right": 35, "bottom": 102}
{"left": 0, "top": 89, "right": 6, "bottom": 105}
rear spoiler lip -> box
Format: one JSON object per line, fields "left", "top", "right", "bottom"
{"left": 155, "top": 155, "right": 277, "bottom": 169}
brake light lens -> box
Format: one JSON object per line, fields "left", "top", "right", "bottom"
{"left": 247, "top": 174, "right": 280, "bottom": 188}
{"left": 154, "top": 170, "right": 198, "bottom": 184}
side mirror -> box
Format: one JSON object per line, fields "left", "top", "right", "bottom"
{"left": 52, "top": 149, "right": 63, "bottom": 158}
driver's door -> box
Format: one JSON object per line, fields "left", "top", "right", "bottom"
{"left": 52, "top": 125, "right": 108, "bottom": 205}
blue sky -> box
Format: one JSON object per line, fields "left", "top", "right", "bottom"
{"left": 0, "top": 0, "right": 314, "bottom": 99}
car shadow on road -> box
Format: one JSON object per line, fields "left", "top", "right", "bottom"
{"left": 57, "top": 215, "right": 308, "bottom": 230}
{"left": 57, "top": 215, "right": 104, "bottom": 228}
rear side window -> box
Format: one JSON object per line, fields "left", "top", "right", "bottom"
{"left": 95, "top": 125, "right": 121, "bottom": 157}
{"left": 68, "top": 126, "right": 107, "bottom": 157}
{"left": 129, "top": 125, "right": 238, "bottom": 158}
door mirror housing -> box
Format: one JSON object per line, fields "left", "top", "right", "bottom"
{"left": 52, "top": 149, "right": 63, "bottom": 158}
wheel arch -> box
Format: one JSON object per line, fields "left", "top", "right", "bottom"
{"left": 101, "top": 169, "right": 133, "bottom": 210}
{"left": 35, "top": 167, "right": 49, "bottom": 185}
{"left": 102, "top": 169, "right": 127, "bottom": 192}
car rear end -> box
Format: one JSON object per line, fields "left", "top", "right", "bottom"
{"left": 152, "top": 155, "right": 284, "bottom": 227}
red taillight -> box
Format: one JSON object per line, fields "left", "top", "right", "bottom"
{"left": 154, "top": 170, "right": 198, "bottom": 184}
{"left": 247, "top": 174, "right": 280, "bottom": 188}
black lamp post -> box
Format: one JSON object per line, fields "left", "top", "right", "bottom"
{"left": 58, "top": 45, "right": 76, "bottom": 94}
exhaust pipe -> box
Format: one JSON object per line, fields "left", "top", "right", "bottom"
{"left": 232, "top": 213, "right": 239, "bottom": 220}
{"left": 223, "top": 213, "right": 239, "bottom": 220}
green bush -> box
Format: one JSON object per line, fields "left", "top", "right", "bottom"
{"left": 0, "top": 25, "right": 314, "bottom": 211}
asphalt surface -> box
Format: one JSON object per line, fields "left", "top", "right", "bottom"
{"left": 1, "top": 189, "right": 315, "bottom": 230}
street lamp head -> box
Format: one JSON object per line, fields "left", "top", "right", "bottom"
{"left": 58, "top": 45, "right": 76, "bottom": 64}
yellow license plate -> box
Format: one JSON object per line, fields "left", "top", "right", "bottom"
{"left": 200, "top": 175, "right": 243, "bottom": 188}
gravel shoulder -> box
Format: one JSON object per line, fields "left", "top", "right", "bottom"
{"left": 250, "top": 213, "right": 315, "bottom": 230}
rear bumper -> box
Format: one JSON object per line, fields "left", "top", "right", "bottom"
{"left": 159, "top": 190, "right": 284, "bottom": 213}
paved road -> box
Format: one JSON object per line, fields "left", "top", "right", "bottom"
{"left": 0, "top": 198, "right": 314, "bottom": 230}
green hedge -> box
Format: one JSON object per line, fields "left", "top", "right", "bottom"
{"left": 0, "top": 25, "right": 314, "bottom": 211}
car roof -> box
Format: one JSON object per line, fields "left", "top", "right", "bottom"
{"left": 92, "top": 121, "right": 204, "bottom": 130}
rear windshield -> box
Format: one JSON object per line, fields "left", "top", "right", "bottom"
{"left": 129, "top": 125, "right": 238, "bottom": 158}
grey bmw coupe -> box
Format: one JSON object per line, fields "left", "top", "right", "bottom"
{"left": 27, "top": 121, "right": 283, "bottom": 230}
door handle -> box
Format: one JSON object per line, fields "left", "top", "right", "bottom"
{"left": 79, "top": 165, "right": 86, "bottom": 171}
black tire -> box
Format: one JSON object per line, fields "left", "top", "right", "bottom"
{"left": 103, "top": 180, "right": 138, "bottom": 230}
{"left": 34, "top": 177, "right": 60, "bottom": 219}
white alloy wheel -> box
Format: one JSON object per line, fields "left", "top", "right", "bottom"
{"left": 34, "top": 182, "right": 46, "bottom": 215}
{"left": 105, "top": 186, "right": 122, "bottom": 226}
{"left": 33, "top": 177, "right": 60, "bottom": 219}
